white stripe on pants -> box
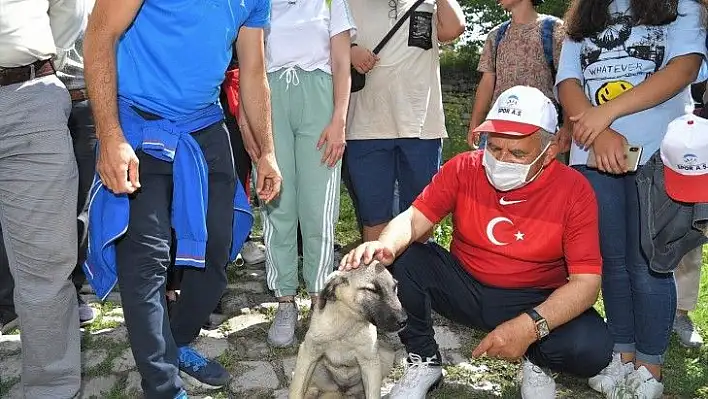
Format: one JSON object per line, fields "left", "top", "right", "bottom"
{"left": 0, "top": 75, "right": 80, "bottom": 398}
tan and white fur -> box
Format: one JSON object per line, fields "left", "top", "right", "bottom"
{"left": 289, "top": 262, "right": 408, "bottom": 399}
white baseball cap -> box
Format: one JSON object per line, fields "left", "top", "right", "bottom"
{"left": 660, "top": 114, "right": 708, "bottom": 203}
{"left": 473, "top": 85, "right": 558, "bottom": 136}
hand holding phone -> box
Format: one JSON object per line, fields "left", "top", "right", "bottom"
{"left": 587, "top": 144, "right": 643, "bottom": 172}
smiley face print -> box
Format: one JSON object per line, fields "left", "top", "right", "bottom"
{"left": 595, "top": 80, "right": 634, "bottom": 105}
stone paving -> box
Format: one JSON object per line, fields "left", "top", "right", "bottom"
{"left": 0, "top": 258, "right": 599, "bottom": 399}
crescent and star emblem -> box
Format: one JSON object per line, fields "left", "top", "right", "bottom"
{"left": 485, "top": 217, "right": 525, "bottom": 246}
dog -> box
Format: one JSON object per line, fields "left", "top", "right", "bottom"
{"left": 289, "top": 261, "right": 408, "bottom": 399}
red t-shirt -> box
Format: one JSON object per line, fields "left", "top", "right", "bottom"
{"left": 412, "top": 151, "right": 601, "bottom": 289}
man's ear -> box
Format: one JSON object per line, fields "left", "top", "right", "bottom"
{"left": 317, "top": 274, "right": 349, "bottom": 310}
{"left": 542, "top": 139, "right": 559, "bottom": 167}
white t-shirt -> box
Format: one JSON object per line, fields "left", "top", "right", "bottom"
{"left": 556, "top": 0, "right": 707, "bottom": 165}
{"left": 346, "top": 0, "right": 447, "bottom": 141}
{"left": 265, "top": 0, "right": 357, "bottom": 74}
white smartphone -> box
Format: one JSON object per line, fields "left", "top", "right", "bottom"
{"left": 587, "top": 144, "right": 643, "bottom": 172}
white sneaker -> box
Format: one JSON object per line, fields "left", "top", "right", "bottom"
{"left": 388, "top": 353, "right": 443, "bottom": 399}
{"left": 267, "top": 302, "right": 298, "bottom": 347}
{"left": 521, "top": 359, "right": 556, "bottom": 398}
{"left": 588, "top": 352, "right": 634, "bottom": 395}
{"left": 673, "top": 312, "right": 704, "bottom": 348}
{"left": 240, "top": 240, "right": 266, "bottom": 265}
{"left": 610, "top": 366, "right": 663, "bottom": 399}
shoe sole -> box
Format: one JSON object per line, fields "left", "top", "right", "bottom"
{"left": 389, "top": 375, "right": 443, "bottom": 398}
{"left": 79, "top": 317, "right": 96, "bottom": 328}
{"left": 677, "top": 340, "right": 703, "bottom": 349}
{"left": 0, "top": 318, "right": 19, "bottom": 334}
{"left": 588, "top": 378, "right": 617, "bottom": 395}
{"left": 267, "top": 336, "right": 298, "bottom": 348}
{"left": 429, "top": 376, "right": 443, "bottom": 391}
{"left": 179, "top": 371, "right": 229, "bottom": 391}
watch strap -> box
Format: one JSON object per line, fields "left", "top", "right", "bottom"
{"left": 525, "top": 309, "right": 549, "bottom": 340}
{"left": 525, "top": 308, "right": 543, "bottom": 323}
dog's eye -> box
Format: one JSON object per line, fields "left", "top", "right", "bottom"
{"left": 361, "top": 286, "right": 379, "bottom": 295}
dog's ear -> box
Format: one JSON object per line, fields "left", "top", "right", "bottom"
{"left": 317, "top": 274, "right": 349, "bottom": 310}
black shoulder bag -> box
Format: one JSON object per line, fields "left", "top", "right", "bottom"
{"left": 350, "top": 0, "right": 427, "bottom": 93}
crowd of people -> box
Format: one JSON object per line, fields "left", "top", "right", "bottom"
{"left": 0, "top": 0, "right": 706, "bottom": 399}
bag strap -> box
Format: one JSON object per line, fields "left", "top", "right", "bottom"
{"left": 540, "top": 16, "right": 559, "bottom": 78}
{"left": 373, "top": 0, "right": 428, "bottom": 55}
{"left": 491, "top": 20, "right": 511, "bottom": 93}
{"left": 493, "top": 20, "right": 511, "bottom": 65}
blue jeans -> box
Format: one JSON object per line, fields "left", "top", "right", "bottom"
{"left": 576, "top": 166, "right": 676, "bottom": 365}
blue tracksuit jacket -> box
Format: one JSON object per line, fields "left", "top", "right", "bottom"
{"left": 83, "top": 99, "right": 253, "bottom": 300}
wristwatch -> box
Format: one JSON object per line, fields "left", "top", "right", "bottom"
{"left": 525, "top": 309, "right": 550, "bottom": 340}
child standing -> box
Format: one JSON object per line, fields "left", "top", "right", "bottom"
{"left": 263, "top": 0, "right": 356, "bottom": 348}
{"left": 557, "top": 0, "right": 707, "bottom": 397}
{"left": 469, "top": 0, "right": 570, "bottom": 153}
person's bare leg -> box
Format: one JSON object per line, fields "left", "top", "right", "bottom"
{"left": 634, "top": 361, "right": 661, "bottom": 380}
{"left": 620, "top": 352, "right": 635, "bottom": 364}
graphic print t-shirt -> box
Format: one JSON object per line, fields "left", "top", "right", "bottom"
{"left": 412, "top": 151, "right": 602, "bottom": 289}
{"left": 556, "top": 0, "right": 707, "bottom": 165}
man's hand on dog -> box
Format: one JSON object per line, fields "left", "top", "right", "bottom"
{"left": 471, "top": 315, "right": 537, "bottom": 361}
{"left": 339, "top": 241, "right": 396, "bottom": 270}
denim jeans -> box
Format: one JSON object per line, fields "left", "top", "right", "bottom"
{"left": 575, "top": 166, "right": 676, "bottom": 365}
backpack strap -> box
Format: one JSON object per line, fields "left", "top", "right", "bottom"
{"left": 540, "top": 15, "right": 559, "bottom": 78}
{"left": 493, "top": 20, "right": 511, "bottom": 71}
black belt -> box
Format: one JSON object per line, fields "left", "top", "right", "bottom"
{"left": 0, "top": 59, "right": 55, "bottom": 87}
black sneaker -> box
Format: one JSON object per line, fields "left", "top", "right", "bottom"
{"left": 0, "top": 309, "right": 19, "bottom": 335}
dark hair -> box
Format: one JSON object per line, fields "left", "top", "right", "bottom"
{"left": 564, "top": 0, "right": 704, "bottom": 41}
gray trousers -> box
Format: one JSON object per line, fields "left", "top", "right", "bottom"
{"left": 0, "top": 75, "right": 81, "bottom": 398}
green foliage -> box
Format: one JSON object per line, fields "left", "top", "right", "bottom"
{"left": 459, "top": 0, "right": 571, "bottom": 33}
{"left": 439, "top": 42, "right": 481, "bottom": 74}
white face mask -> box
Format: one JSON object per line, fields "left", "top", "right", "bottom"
{"left": 483, "top": 145, "right": 550, "bottom": 192}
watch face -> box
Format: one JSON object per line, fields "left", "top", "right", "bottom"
{"left": 537, "top": 320, "right": 550, "bottom": 338}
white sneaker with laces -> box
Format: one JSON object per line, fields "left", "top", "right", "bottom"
{"left": 610, "top": 366, "right": 663, "bottom": 399}
{"left": 388, "top": 353, "right": 443, "bottom": 399}
{"left": 520, "top": 359, "right": 556, "bottom": 398}
{"left": 267, "top": 302, "right": 298, "bottom": 347}
{"left": 588, "top": 352, "right": 634, "bottom": 395}
{"left": 240, "top": 240, "right": 266, "bottom": 265}
{"left": 673, "top": 312, "right": 704, "bottom": 348}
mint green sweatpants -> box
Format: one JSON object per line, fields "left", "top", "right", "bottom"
{"left": 262, "top": 67, "right": 340, "bottom": 297}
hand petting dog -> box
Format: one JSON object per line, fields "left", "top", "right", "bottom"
{"left": 339, "top": 240, "right": 396, "bottom": 271}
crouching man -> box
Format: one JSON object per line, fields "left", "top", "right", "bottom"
{"left": 340, "top": 86, "right": 613, "bottom": 399}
